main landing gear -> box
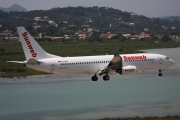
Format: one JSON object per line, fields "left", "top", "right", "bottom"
{"left": 103, "top": 75, "right": 110, "bottom": 81}
{"left": 158, "top": 70, "right": 162, "bottom": 76}
{"left": 92, "top": 74, "right": 98, "bottom": 81}
{"left": 91, "top": 74, "right": 110, "bottom": 81}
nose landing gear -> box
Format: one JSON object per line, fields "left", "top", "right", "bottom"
{"left": 158, "top": 70, "right": 162, "bottom": 76}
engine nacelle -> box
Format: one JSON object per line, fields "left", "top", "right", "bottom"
{"left": 116, "top": 65, "right": 137, "bottom": 75}
{"left": 122, "top": 65, "right": 137, "bottom": 75}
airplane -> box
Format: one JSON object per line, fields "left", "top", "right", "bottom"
{"left": 8, "top": 27, "right": 175, "bottom": 81}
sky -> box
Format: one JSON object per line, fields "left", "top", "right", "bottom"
{"left": 0, "top": 0, "right": 180, "bottom": 18}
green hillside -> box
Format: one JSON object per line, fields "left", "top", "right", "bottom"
{"left": 0, "top": 6, "right": 180, "bottom": 36}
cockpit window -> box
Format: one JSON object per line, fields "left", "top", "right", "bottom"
{"left": 165, "top": 57, "right": 170, "bottom": 59}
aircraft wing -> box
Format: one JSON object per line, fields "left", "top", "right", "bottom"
{"left": 98, "top": 47, "right": 122, "bottom": 75}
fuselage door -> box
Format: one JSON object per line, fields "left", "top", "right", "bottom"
{"left": 51, "top": 62, "right": 55, "bottom": 71}
{"left": 159, "top": 58, "right": 163, "bottom": 65}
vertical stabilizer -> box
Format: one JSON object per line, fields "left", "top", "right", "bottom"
{"left": 17, "top": 27, "right": 59, "bottom": 60}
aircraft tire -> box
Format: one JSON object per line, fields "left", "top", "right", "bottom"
{"left": 103, "top": 75, "right": 110, "bottom": 81}
{"left": 92, "top": 75, "right": 98, "bottom": 81}
{"left": 159, "top": 73, "right": 162, "bottom": 76}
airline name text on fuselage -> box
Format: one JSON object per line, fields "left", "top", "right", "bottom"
{"left": 123, "top": 55, "right": 147, "bottom": 61}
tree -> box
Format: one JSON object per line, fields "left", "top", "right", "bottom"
{"left": 111, "top": 33, "right": 126, "bottom": 41}
{"left": 150, "top": 34, "right": 158, "bottom": 40}
{"left": 90, "top": 30, "right": 100, "bottom": 40}
{"left": 161, "top": 35, "right": 172, "bottom": 42}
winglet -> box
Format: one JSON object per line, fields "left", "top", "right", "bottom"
{"left": 111, "top": 44, "right": 119, "bottom": 57}
{"left": 109, "top": 45, "right": 123, "bottom": 69}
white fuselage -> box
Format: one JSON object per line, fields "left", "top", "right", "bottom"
{"left": 26, "top": 53, "right": 174, "bottom": 75}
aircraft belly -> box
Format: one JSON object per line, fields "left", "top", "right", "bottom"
{"left": 69, "top": 64, "right": 98, "bottom": 74}
{"left": 56, "top": 64, "right": 106, "bottom": 75}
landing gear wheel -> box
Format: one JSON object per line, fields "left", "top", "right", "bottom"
{"left": 159, "top": 73, "right": 162, "bottom": 76}
{"left": 158, "top": 70, "right": 162, "bottom": 77}
{"left": 103, "top": 75, "right": 110, "bottom": 81}
{"left": 92, "top": 75, "right": 98, "bottom": 81}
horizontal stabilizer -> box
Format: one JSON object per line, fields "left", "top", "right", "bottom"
{"left": 6, "top": 61, "right": 24, "bottom": 64}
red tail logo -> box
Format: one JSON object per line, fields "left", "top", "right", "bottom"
{"left": 22, "top": 32, "right": 37, "bottom": 58}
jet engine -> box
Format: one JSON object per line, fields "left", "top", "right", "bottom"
{"left": 116, "top": 65, "right": 137, "bottom": 75}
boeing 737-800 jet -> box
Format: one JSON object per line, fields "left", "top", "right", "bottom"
{"left": 8, "top": 27, "right": 175, "bottom": 81}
